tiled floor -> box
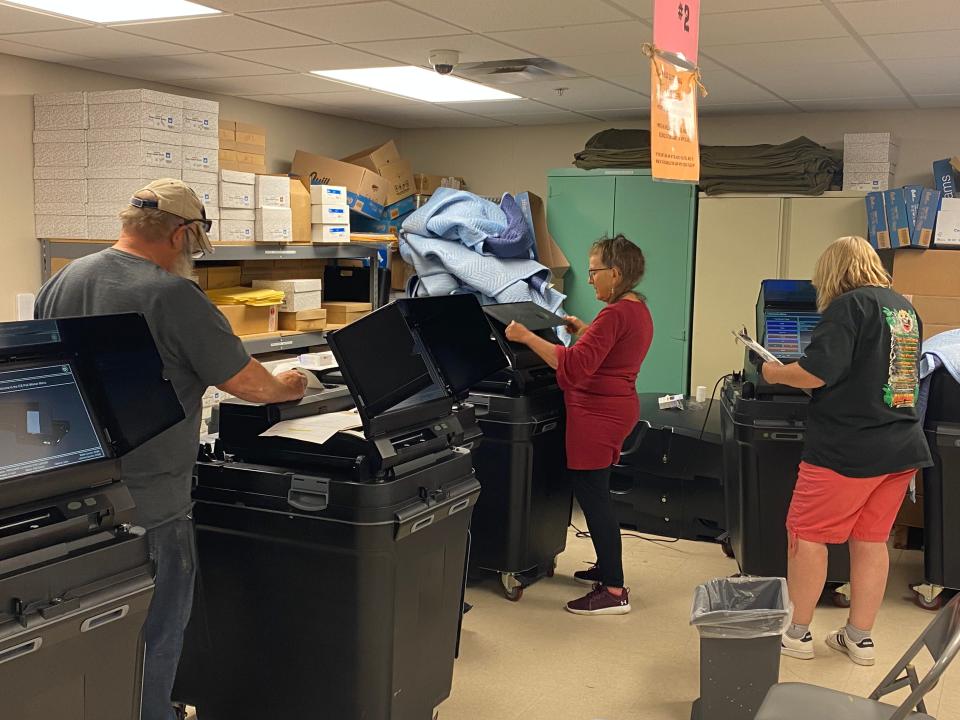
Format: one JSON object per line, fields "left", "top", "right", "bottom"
{"left": 444, "top": 521, "right": 959, "bottom": 720}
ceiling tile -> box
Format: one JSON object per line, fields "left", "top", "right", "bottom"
{"left": 502, "top": 111, "right": 595, "bottom": 125}
{"left": 585, "top": 108, "right": 648, "bottom": 121}
{"left": 490, "top": 21, "right": 648, "bottom": 58}
{"left": 697, "top": 69, "right": 782, "bottom": 104}
{"left": 700, "top": 6, "right": 848, "bottom": 46}
{"left": 554, "top": 51, "right": 648, "bottom": 79}
{"left": 744, "top": 60, "right": 903, "bottom": 100}
{"left": 864, "top": 30, "right": 960, "bottom": 60}
{"left": 704, "top": 37, "right": 871, "bottom": 69}
{"left": 0, "top": 4, "right": 89, "bottom": 33}
{"left": 835, "top": 0, "right": 960, "bottom": 35}
{"left": 793, "top": 96, "right": 915, "bottom": 112}
{"left": 184, "top": 73, "right": 349, "bottom": 95}
{"left": 885, "top": 58, "right": 960, "bottom": 96}
{"left": 604, "top": 74, "right": 651, "bottom": 96}
{"left": 224, "top": 45, "right": 396, "bottom": 72}
{"left": 700, "top": 0, "right": 819, "bottom": 12}
{"left": 347, "top": 34, "right": 521, "bottom": 67}
{"left": 290, "top": 90, "right": 428, "bottom": 109}
{"left": 0, "top": 37, "right": 90, "bottom": 63}
{"left": 914, "top": 94, "right": 960, "bottom": 109}
{"left": 437, "top": 98, "right": 564, "bottom": 116}
{"left": 115, "top": 15, "right": 319, "bottom": 52}
{"left": 698, "top": 101, "right": 796, "bottom": 115}
{"left": 204, "top": 0, "right": 359, "bottom": 9}
{"left": 512, "top": 77, "right": 647, "bottom": 111}
{"left": 248, "top": 2, "right": 462, "bottom": 43}
{"left": 5, "top": 27, "right": 197, "bottom": 58}
{"left": 389, "top": 0, "right": 628, "bottom": 32}
{"left": 73, "top": 53, "right": 288, "bottom": 81}
{"left": 237, "top": 93, "right": 331, "bottom": 110}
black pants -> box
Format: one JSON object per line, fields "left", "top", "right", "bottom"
{"left": 572, "top": 467, "right": 624, "bottom": 588}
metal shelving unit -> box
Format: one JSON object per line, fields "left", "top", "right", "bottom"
{"left": 40, "top": 239, "right": 389, "bottom": 356}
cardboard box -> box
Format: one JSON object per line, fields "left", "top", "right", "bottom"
{"left": 903, "top": 295, "right": 960, "bottom": 327}
{"left": 219, "top": 219, "right": 255, "bottom": 243}
{"left": 311, "top": 224, "right": 350, "bottom": 243}
{"left": 885, "top": 189, "right": 912, "bottom": 249}
{"left": 311, "top": 205, "right": 350, "bottom": 224}
{"left": 217, "top": 304, "right": 271, "bottom": 336}
{"left": 390, "top": 252, "right": 414, "bottom": 292}
{"left": 324, "top": 301, "right": 372, "bottom": 325}
{"left": 291, "top": 150, "right": 387, "bottom": 220}
{"left": 33, "top": 129, "right": 85, "bottom": 145}
{"left": 934, "top": 210, "right": 960, "bottom": 248}
{"left": 290, "top": 179, "right": 311, "bottom": 244}
{"left": 256, "top": 207, "right": 293, "bottom": 243}
{"left": 341, "top": 140, "right": 400, "bottom": 173}
{"left": 219, "top": 119, "right": 237, "bottom": 131}
{"left": 925, "top": 323, "right": 960, "bottom": 337}
{"left": 844, "top": 162, "right": 896, "bottom": 175}
{"left": 190, "top": 267, "right": 208, "bottom": 290}
{"left": 35, "top": 214, "right": 87, "bottom": 239}
{"left": 414, "top": 174, "right": 466, "bottom": 195}
{"left": 845, "top": 145, "right": 899, "bottom": 165}
{"left": 50, "top": 257, "right": 73, "bottom": 274}
{"left": 350, "top": 212, "right": 409, "bottom": 235}
{"left": 844, "top": 132, "right": 895, "bottom": 145}
{"left": 219, "top": 149, "right": 238, "bottom": 166}
{"left": 182, "top": 168, "right": 217, "bottom": 184}
{"left": 232, "top": 161, "right": 268, "bottom": 175}
{"left": 86, "top": 164, "right": 179, "bottom": 180}
{"left": 378, "top": 159, "right": 415, "bottom": 205}
{"left": 844, "top": 173, "right": 896, "bottom": 192}
{"left": 310, "top": 185, "right": 348, "bottom": 206}
{"left": 86, "top": 89, "right": 183, "bottom": 107}
{"left": 893, "top": 250, "right": 960, "bottom": 296}
{"left": 87, "top": 177, "right": 153, "bottom": 204}
{"left": 519, "top": 191, "right": 570, "bottom": 281}
{"left": 184, "top": 181, "right": 217, "bottom": 210}
{"left": 34, "top": 104, "right": 88, "bottom": 131}
{"left": 207, "top": 265, "right": 242, "bottom": 290}
{"left": 34, "top": 165, "right": 85, "bottom": 180}
{"left": 237, "top": 150, "right": 266, "bottom": 166}
{"left": 278, "top": 289, "right": 323, "bottom": 313}
{"left": 279, "top": 308, "right": 327, "bottom": 332}
{"left": 904, "top": 185, "right": 924, "bottom": 228}
{"left": 34, "top": 178, "right": 86, "bottom": 204}
{"left": 182, "top": 95, "right": 218, "bottom": 113}
{"left": 88, "top": 102, "right": 182, "bottom": 133}
{"left": 865, "top": 192, "right": 890, "bottom": 250}
{"left": 236, "top": 121, "right": 266, "bottom": 136}
{"left": 34, "top": 91, "right": 84, "bottom": 108}
{"left": 933, "top": 158, "right": 959, "bottom": 199}
{"left": 912, "top": 189, "right": 941, "bottom": 248}
{"left": 220, "top": 182, "right": 254, "bottom": 209}
{"left": 88, "top": 141, "right": 181, "bottom": 170}
{"left": 221, "top": 169, "right": 255, "bottom": 185}
{"left": 220, "top": 208, "right": 255, "bottom": 221}
{"left": 253, "top": 278, "right": 322, "bottom": 294}
{"left": 383, "top": 195, "right": 417, "bottom": 221}
{"left": 87, "top": 214, "right": 122, "bottom": 240}
{"left": 183, "top": 146, "right": 218, "bottom": 174}
{"left": 219, "top": 126, "right": 235, "bottom": 142}
{"left": 37, "top": 202, "right": 85, "bottom": 216}
{"left": 256, "top": 175, "right": 289, "bottom": 208}
{"left": 34, "top": 142, "right": 87, "bottom": 167}
{"left": 183, "top": 109, "right": 218, "bottom": 136}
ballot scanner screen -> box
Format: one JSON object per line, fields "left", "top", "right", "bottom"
{"left": 0, "top": 363, "right": 105, "bottom": 481}
{"left": 763, "top": 311, "right": 820, "bottom": 360}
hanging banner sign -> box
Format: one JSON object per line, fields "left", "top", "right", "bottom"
{"left": 650, "top": 0, "right": 702, "bottom": 183}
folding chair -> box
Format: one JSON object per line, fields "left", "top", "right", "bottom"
{"left": 756, "top": 593, "right": 960, "bottom": 719}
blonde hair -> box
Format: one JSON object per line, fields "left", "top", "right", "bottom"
{"left": 811, "top": 236, "right": 891, "bottom": 312}
{"left": 118, "top": 191, "right": 182, "bottom": 242}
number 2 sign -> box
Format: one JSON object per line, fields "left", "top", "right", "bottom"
{"left": 654, "top": 0, "right": 700, "bottom": 64}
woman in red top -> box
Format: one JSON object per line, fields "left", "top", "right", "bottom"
{"left": 506, "top": 235, "right": 653, "bottom": 615}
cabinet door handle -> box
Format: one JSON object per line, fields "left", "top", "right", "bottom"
{"left": 0, "top": 638, "right": 42, "bottom": 666}
{"left": 81, "top": 605, "right": 129, "bottom": 633}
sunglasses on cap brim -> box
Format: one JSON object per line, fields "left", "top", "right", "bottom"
{"left": 129, "top": 197, "right": 214, "bottom": 232}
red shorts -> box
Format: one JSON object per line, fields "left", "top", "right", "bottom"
{"left": 786, "top": 461, "right": 916, "bottom": 550}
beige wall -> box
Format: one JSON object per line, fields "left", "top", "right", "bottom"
{"left": 399, "top": 108, "right": 960, "bottom": 198}
{"left": 1, "top": 51, "right": 398, "bottom": 322}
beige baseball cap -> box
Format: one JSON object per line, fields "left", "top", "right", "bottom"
{"left": 130, "top": 178, "right": 214, "bottom": 257}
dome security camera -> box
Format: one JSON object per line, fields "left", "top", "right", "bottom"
{"left": 428, "top": 50, "right": 460, "bottom": 76}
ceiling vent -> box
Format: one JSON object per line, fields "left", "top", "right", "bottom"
{"left": 455, "top": 58, "right": 582, "bottom": 84}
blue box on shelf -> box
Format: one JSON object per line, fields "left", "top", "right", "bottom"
{"left": 346, "top": 191, "right": 385, "bottom": 220}
{"left": 351, "top": 211, "right": 412, "bottom": 235}
{"left": 383, "top": 195, "right": 417, "bottom": 221}
{"left": 865, "top": 192, "right": 890, "bottom": 250}
{"left": 905, "top": 185, "right": 924, "bottom": 229}
{"left": 933, "top": 158, "right": 958, "bottom": 199}
{"left": 912, "top": 189, "right": 941, "bottom": 248}
{"left": 884, "top": 188, "right": 912, "bottom": 248}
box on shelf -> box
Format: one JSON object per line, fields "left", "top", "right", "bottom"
{"left": 87, "top": 102, "right": 182, "bottom": 134}
{"left": 256, "top": 207, "right": 293, "bottom": 243}
{"left": 220, "top": 208, "right": 255, "bottom": 221}
{"left": 207, "top": 219, "right": 220, "bottom": 242}
{"left": 279, "top": 308, "right": 327, "bottom": 332}
{"left": 934, "top": 201, "right": 960, "bottom": 248}
{"left": 844, "top": 162, "right": 896, "bottom": 175}
{"left": 311, "top": 224, "right": 350, "bottom": 243}
{"left": 87, "top": 214, "right": 122, "bottom": 240}
{"left": 311, "top": 204, "right": 350, "bottom": 224}
{"left": 183, "top": 109, "right": 218, "bottom": 137}
{"left": 258, "top": 284, "right": 323, "bottom": 313}
{"left": 220, "top": 182, "right": 254, "bottom": 209}
{"left": 34, "top": 178, "right": 86, "bottom": 205}
{"left": 520, "top": 191, "right": 570, "bottom": 284}
{"left": 292, "top": 150, "right": 386, "bottom": 220}
{"left": 341, "top": 140, "right": 400, "bottom": 173}
{"left": 34, "top": 165, "right": 85, "bottom": 181}
{"left": 236, "top": 150, "right": 266, "bottom": 167}
{"left": 323, "top": 301, "right": 372, "bottom": 326}
{"left": 37, "top": 202, "right": 85, "bottom": 216}
{"left": 216, "top": 304, "right": 273, "bottom": 336}
{"left": 207, "top": 265, "right": 242, "bottom": 290}
{"left": 904, "top": 185, "right": 924, "bottom": 227}
{"left": 253, "top": 278, "right": 322, "bottom": 294}
{"left": 88, "top": 140, "right": 181, "bottom": 171}
{"left": 35, "top": 214, "right": 87, "bottom": 239}
{"left": 893, "top": 250, "right": 960, "bottom": 296}
{"left": 87, "top": 177, "right": 153, "bottom": 204}
{"left": 219, "top": 219, "right": 255, "bottom": 243}
{"left": 844, "top": 173, "right": 895, "bottom": 192}
{"left": 383, "top": 195, "right": 417, "bottom": 220}
{"left": 390, "top": 252, "right": 414, "bottom": 292}
{"left": 33, "top": 142, "right": 87, "bottom": 168}
{"left": 34, "top": 93, "right": 88, "bottom": 131}
{"left": 913, "top": 189, "right": 941, "bottom": 248}
{"left": 414, "top": 174, "right": 466, "bottom": 195}
{"left": 289, "top": 179, "right": 311, "bottom": 244}
{"left": 903, "top": 294, "right": 960, "bottom": 328}
{"left": 350, "top": 211, "right": 409, "bottom": 235}
{"left": 191, "top": 267, "right": 208, "bottom": 290}
{"left": 235, "top": 122, "right": 266, "bottom": 147}
{"left": 221, "top": 169, "right": 255, "bottom": 185}
{"left": 378, "top": 159, "right": 415, "bottom": 205}
{"left": 86, "top": 164, "right": 180, "bottom": 180}
{"left": 933, "top": 158, "right": 959, "bottom": 200}
{"left": 310, "top": 184, "right": 348, "bottom": 206}
{"left": 925, "top": 324, "right": 960, "bottom": 338}
{"left": 183, "top": 141, "right": 219, "bottom": 174}
{"left": 865, "top": 192, "right": 890, "bottom": 250}
{"left": 256, "top": 175, "right": 289, "bottom": 208}
{"left": 186, "top": 181, "right": 218, "bottom": 210}
{"left": 884, "top": 188, "right": 912, "bottom": 249}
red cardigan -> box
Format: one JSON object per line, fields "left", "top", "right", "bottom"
{"left": 556, "top": 300, "right": 654, "bottom": 470}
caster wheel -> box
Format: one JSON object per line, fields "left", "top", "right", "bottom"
{"left": 720, "top": 539, "right": 735, "bottom": 559}
{"left": 832, "top": 591, "right": 851, "bottom": 609}
{"left": 504, "top": 586, "right": 524, "bottom": 602}
{"left": 913, "top": 590, "right": 944, "bottom": 611}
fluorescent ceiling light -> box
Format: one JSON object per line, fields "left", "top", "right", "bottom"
{"left": 6, "top": 0, "right": 220, "bottom": 23}
{"left": 311, "top": 66, "right": 521, "bottom": 104}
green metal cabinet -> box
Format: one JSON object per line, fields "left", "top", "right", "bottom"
{"left": 546, "top": 169, "right": 696, "bottom": 395}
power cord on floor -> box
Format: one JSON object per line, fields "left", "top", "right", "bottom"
{"left": 699, "top": 373, "right": 735, "bottom": 441}
{"left": 570, "top": 521, "right": 679, "bottom": 545}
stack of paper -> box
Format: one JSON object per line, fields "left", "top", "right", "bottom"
{"left": 205, "top": 285, "right": 284, "bottom": 306}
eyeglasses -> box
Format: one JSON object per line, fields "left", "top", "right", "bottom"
{"left": 587, "top": 267, "right": 613, "bottom": 279}
{"left": 177, "top": 218, "right": 213, "bottom": 233}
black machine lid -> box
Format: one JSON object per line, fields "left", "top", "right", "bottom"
{"left": 327, "top": 295, "right": 508, "bottom": 430}
{"left": 0, "top": 314, "right": 184, "bottom": 485}
{"left": 758, "top": 279, "right": 817, "bottom": 308}
{"left": 482, "top": 302, "right": 566, "bottom": 332}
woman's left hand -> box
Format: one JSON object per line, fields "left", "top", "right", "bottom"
{"left": 505, "top": 321, "right": 531, "bottom": 343}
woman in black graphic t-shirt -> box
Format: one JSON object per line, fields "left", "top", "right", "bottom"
{"left": 762, "top": 236, "right": 932, "bottom": 667}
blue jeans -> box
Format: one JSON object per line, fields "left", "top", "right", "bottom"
{"left": 143, "top": 516, "right": 197, "bottom": 720}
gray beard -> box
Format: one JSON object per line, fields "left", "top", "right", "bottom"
{"left": 171, "top": 244, "right": 195, "bottom": 279}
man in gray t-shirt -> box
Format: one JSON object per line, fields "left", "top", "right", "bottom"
{"left": 36, "top": 179, "right": 307, "bottom": 720}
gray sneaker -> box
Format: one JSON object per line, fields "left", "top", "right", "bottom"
{"left": 826, "top": 628, "right": 876, "bottom": 666}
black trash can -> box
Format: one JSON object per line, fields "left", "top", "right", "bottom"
{"left": 690, "top": 576, "right": 791, "bottom": 720}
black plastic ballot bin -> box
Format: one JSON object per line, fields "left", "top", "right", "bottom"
{"left": 690, "top": 577, "right": 792, "bottom": 720}
{"left": 0, "top": 314, "right": 185, "bottom": 720}
{"left": 176, "top": 296, "right": 509, "bottom": 720}
{"left": 467, "top": 302, "right": 571, "bottom": 601}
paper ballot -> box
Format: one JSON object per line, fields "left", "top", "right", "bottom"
{"left": 732, "top": 328, "right": 781, "bottom": 365}
{"left": 259, "top": 408, "right": 362, "bottom": 445}
{"left": 270, "top": 363, "right": 325, "bottom": 389}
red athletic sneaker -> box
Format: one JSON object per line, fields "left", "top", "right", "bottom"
{"left": 565, "top": 584, "right": 631, "bottom": 615}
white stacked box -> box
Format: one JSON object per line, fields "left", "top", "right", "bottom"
{"left": 33, "top": 94, "right": 88, "bottom": 238}
{"left": 86, "top": 89, "right": 183, "bottom": 133}
{"left": 309, "top": 184, "right": 349, "bottom": 243}
{"left": 218, "top": 170, "right": 255, "bottom": 242}
{"left": 255, "top": 175, "right": 289, "bottom": 208}
{"left": 252, "top": 279, "right": 322, "bottom": 312}
{"left": 87, "top": 127, "right": 182, "bottom": 172}
{"left": 182, "top": 132, "right": 219, "bottom": 174}
{"left": 182, "top": 96, "right": 219, "bottom": 137}
{"left": 844, "top": 132, "right": 898, "bottom": 191}
{"left": 220, "top": 207, "right": 255, "bottom": 242}
{"left": 183, "top": 168, "right": 219, "bottom": 219}
{"left": 254, "top": 175, "right": 292, "bottom": 243}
